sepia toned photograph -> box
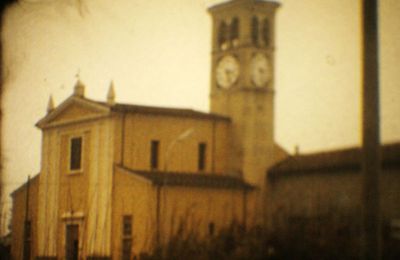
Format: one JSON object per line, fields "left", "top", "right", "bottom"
{"left": 1, "top": 0, "right": 399, "bottom": 259}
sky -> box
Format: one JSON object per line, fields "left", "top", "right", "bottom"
{"left": 1, "top": 0, "right": 400, "bottom": 232}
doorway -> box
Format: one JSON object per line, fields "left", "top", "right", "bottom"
{"left": 66, "top": 224, "right": 79, "bottom": 260}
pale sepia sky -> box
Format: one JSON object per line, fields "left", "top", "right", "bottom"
{"left": 1, "top": 0, "right": 400, "bottom": 227}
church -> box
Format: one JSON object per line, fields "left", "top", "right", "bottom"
{"left": 10, "top": 0, "right": 400, "bottom": 259}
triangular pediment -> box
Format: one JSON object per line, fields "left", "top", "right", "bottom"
{"left": 36, "top": 96, "right": 111, "bottom": 129}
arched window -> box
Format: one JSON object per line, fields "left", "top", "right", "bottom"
{"left": 262, "top": 18, "right": 270, "bottom": 46}
{"left": 251, "top": 16, "right": 259, "bottom": 45}
{"left": 230, "top": 17, "right": 239, "bottom": 42}
{"left": 218, "top": 21, "right": 228, "bottom": 49}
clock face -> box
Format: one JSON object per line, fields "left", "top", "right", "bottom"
{"left": 216, "top": 55, "right": 240, "bottom": 89}
{"left": 251, "top": 53, "right": 271, "bottom": 88}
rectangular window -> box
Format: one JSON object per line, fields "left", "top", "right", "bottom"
{"left": 123, "top": 215, "right": 132, "bottom": 236}
{"left": 122, "top": 215, "right": 132, "bottom": 260}
{"left": 70, "top": 137, "right": 82, "bottom": 171}
{"left": 150, "top": 140, "right": 159, "bottom": 170}
{"left": 198, "top": 142, "right": 207, "bottom": 171}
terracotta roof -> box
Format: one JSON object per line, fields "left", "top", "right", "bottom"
{"left": 269, "top": 142, "right": 400, "bottom": 179}
{"left": 94, "top": 100, "right": 230, "bottom": 121}
{"left": 118, "top": 166, "right": 254, "bottom": 190}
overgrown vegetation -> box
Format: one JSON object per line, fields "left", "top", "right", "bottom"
{"left": 140, "top": 214, "right": 400, "bottom": 260}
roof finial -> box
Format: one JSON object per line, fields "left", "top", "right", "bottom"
{"left": 75, "top": 69, "right": 80, "bottom": 80}
{"left": 107, "top": 80, "right": 116, "bottom": 105}
{"left": 73, "top": 70, "right": 85, "bottom": 97}
{"left": 47, "top": 95, "right": 55, "bottom": 113}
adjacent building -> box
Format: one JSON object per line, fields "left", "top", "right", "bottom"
{"left": 268, "top": 143, "right": 400, "bottom": 235}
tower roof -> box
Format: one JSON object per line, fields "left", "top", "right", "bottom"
{"left": 208, "top": 0, "right": 280, "bottom": 11}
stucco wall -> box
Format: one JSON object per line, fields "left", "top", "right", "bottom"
{"left": 269, "top": 167, "right": 400, "bottom": 229}
{"left": 380, "top": 168, "right": 400, "bottom": 220}
{"left": 37, "top": 109, "right": 116, "bottom": 258}
{"left": 112, "top": 167, "right": 156, "bottom": 258}
{"left": 160, "top": 184, "right": 255, "bottom": 243}
{"left": 121, "top": 113, "right": 230, "bottom": 174}
{"left": 113, "top": 167, "right": 256, "bottom": 258}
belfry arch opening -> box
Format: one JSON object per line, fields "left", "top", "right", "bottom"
{"left": 251, "top": 16, "right": 259, "bottom": 45}
{"left": 230, "top": 17, "right": 239, "bottom": 46}
{"left": 218, "top": 21, "right": 229, "bottom": 50}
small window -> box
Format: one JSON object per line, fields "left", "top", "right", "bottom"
{"left": 251, "top": 16, "right": 259, "bottom": 45}
{"left": 208, "top": 222, "right": 215, "bottom": 236}
{"left": 122, "top": 215, "right": 132, "bottom": 260}
{"left": 262, "top": 18, "right": 270, "bottom": 46}
{"left": 70, "top": 137, "right": 82, "bottom": 171}
{"left": 123, "top": 215, "right": 132, "bottom": 237}
{"left": 150, "top": 140, "right": 159, "bottom": 170}
{"left": 198, "top": 143, "right": 207, "bottom": 171}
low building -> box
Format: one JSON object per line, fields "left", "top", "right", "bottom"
{"left": 268, "top": 143, "right": 400, "bottom": 254}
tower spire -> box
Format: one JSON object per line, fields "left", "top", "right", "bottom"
{"left": 107, "top": 80, "right": 116, "bottom": 106}
{"left": 47, "top": 95, "right": 55, "bottom": 113}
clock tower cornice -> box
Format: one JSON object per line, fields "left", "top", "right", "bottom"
{"left": 211, "top": 45, "right": 276, "bottom": 55}
{"left": 208, "top": 0, "right": 280, "bottom": 14}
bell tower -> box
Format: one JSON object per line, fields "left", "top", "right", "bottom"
{"left": 208, "top": 0, "right": 280, "bottom": 187}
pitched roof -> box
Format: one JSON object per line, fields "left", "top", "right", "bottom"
{"left": 36, "top": 96, "right": 112, "bottom": 128}
{"left": 269, "top": 142, "right": 400, "bottom": 179}
{"left": 118, "top": 166, "right": 254, "bottom": 190}
{"left": 37, "top": 94, "right": 230, "bottom": 128}
{"left": 108, "top": 102, "right": 230, "bottom": 121}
